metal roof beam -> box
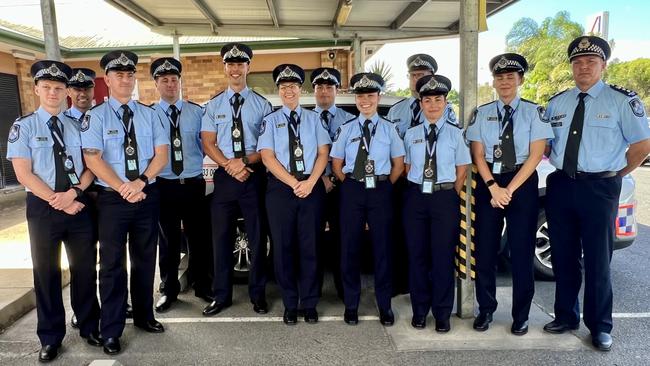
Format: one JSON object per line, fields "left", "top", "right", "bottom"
{"left": 106, "top": 0, "right": 162, "bottom": 27}
{"left": 266, "top": 0, "right": 280, "bottom": 28}
{"left": 190, "top": 0, "right": 221, "bottom": 29}
{"left": 333, "top": 0, "right": 353, "bottom": 27}
{"left": 391, "top": 1, "right": 430, "bottom": 30}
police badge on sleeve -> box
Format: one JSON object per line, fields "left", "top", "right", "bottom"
{"left": 629, "top": 98, "right": 646, "bottom": 117}
{"left": 80, "top": 114, "right": 91, "bottom": 132}
{"left": 537, "top": 105, "right": 550, "bottom": 123}
{"left": 333, "top": 127, "right": 341, "bottom": 142}
{"left": 259, "top": 119, "right": 266, "bottom": 135}
{"left": 8, "top": 124, "right": 20, "bottom": 143}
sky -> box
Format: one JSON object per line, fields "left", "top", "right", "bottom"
{"left": 1, "top": 0, "right": 649, "bottom": 90}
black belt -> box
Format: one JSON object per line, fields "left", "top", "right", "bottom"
{"left": 158, "top": 175, "right": 204, "bottom": 185}
{"left": 345, "top": 173, "right": 390, "bottom": 182}
{"left": 560, "top": 170, "right": 618, "bottom": 180}
{"left": 408, "top": 181, "right": 455, "bottom": 191}
{"left": 488, "top": 162, "right": 523, "bottom": 174}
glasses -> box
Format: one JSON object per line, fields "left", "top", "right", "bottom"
{"left": 279, "top": 83, "right": 301, "bottom": 92}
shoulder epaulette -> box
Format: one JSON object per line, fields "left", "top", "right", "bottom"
{"left": 609, "top": 84, "right": 637, "bottom": 98}
{"left": 89, "top": 101, "right": 105, "bottom": 110}
{"left": 520, "top": 98, "right": 538, "bottom": 105}
{"left": 209, "top": 90, "right": 225, "bottom": 101}
{"left": 262, "top": 108, "right": 278, "bottom": 119}
{"left": 477, "top": 100, "right": 497, "bottom": 109}
{"left": 342, "top": 117, "right": 357, "bottom": 126}
{"left": 446, "top": 120, "right": 462, "bottom": 129}
{"left": 548, "top": 89, "right": 569, "bottom": 102}
{"left": 137, "top": 101, "right": 155, "bottom": 109}
{"left": 251, "top": 90, "right": 269, "bottom": 101}
{"left": 15, "top": 111, "right": 35, "bottom": 122}
{"left": 186, "top": 100, "right": 203, "bottom": 108}
{"left": 390, "top": 98, "right": 408, "bottom": 107}
{"left": 379, "top": 116, "right": 393, "bottom": 123}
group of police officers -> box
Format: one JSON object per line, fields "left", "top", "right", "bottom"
{"left": 6, "top": 34, "right": 650, "bottom": 362}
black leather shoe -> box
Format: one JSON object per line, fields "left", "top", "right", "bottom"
{"left": 304, "top": 308, "right": 318, "bottom": 323}
{"left": 473, "top": 312, "right": 492, "bottom": 331}
{"left": 202, "top": 300, "right": 232, "bottom": 316}
{"left": 155, "top": 295, "right": 176, "bottom": 313}
{"left": 344, "top": 309, "right": 358, "bottom": 325}
{"left": 82, "top": 331, "right": 103, "bottom": 347}
{"left": 379, "top": 309, "right": 395, "bottom": 326}
{"left": 134, "top": 319, "right": 165, "bottom": 333}
{"left": 591, "top": 332, "right": 612, "bottom": 351}
{"left": 435, "top": 319, "right": 451, "bottom": 333}
{"left": 411, "top": 315, "right": 426, "bottom": 329}
{"left": 252, "top": 299, "right": 268, "bottom": 314}
{"left": 70, "top": 314, "right": 78, "bottom": 329}
{"left": 125, "top": 303, "right": 133, "bottom": 319}
{"left": 543, "top": 320, "right": 579, "bottom": 334}
{"left": 283, "top": 308, "right": 298, "bottom": 325}
{"left": 103, "top": 337, "right": 121, "bottom": 355}
{"left": 195, "top": 291, "right": 213, "bottom": 303}
{"left": 511, "top": 320, "right": 529, "bottom": 336}
{"left": 38, "top": 344, "right": 59, "bottom": 363}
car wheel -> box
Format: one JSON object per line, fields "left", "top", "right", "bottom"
{"left": 533, "top": 210, "right": 555, "bottom": 280}
{"left": 233, "top": 218, "right": 272, "bottom": 282}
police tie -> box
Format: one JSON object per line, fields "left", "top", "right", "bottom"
{"left": 501, "top": 104, "right": 517, "bottom": 169}
{"left": 563, "top": 93, "right": 588, "bottom": 178}
{"left": 288, "top": 110, "right": 301, "bottom": 177}
{"left": 169, "top": 105, "right": 184, "bottom": 176}
{"left": 425, "top": 124, "right": 438, "bottom": 183}
{"left": 231, "top": 93, "right": 245, "bottom": 158}
{"left": 121, "top": 104, "right": 140, "bottom": 181}
{"left": 410, "top": 99, "right": 421, "bottom": 127}
{"left": 48, "top": 116, "right": 69, "bottom": 192}
{"left": 320, "top": 110, "right": 330, "bottom": 127}
{"left": 352, "top": 120, "right": 371, "bottom": 180}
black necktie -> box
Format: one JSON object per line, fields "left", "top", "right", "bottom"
{"left": 48, "top": 116, "right": 68, "bottom": 192}
{"left": 352, "top": 120, "right": 372, "bottom": 180}
{"left": 321, "top": 110, "right": 330, "bottom": 127}
{"left": 231, "top": 93, "right": 245, "bottom": 158}
{"left": 288, "top": 110, "right": 302, "bottom": 177}
{"left": 501, "top": 104, "right": 517, "bottom": 169}
{"left": 79, "top": 112, "right": 86, "bottom": 123}
{"left": 425, "top": 124, "right": 437, "bottom": 183}
{"left": 169, "top": 105, "right": 184, "bottom": 175}
{"left": 121, "top": 104, "right": 139, "bottom": 181}
{"left": 410, "top": 99, "right": 421, "bottom": 127}
{"left": 563, "top": 92, "right": 588, "bottom": 178}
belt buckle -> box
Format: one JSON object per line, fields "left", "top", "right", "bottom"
{"left": 179, "top": 178, "right": 185, "bottom": 184}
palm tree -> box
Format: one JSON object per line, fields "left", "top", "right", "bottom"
{"left": 367, "top": 60, "right": 395, "bottom": 91}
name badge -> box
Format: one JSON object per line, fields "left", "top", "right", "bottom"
{"left": 551, "top": 114, "right": 566, "bottom": 121}
{"left": 277, "top": 123, "right": 286, "bottom": 128}
{"left": 596, "top": 113, "right": 610, "bottom": 119}
{"left": 216, "top": 114, "right": 226, "bottom": 119}
{"left": 351, "top": 136, "right": 361, "bottom": 143}
{"left": 551, "top": 122, "right": 562, "bottom": 127}
{"left": 412, "top": 139, "right": 424, "bottom": 144}
{"left": 107, "top": 129, "right": 119, "bottom": 135}
{"left": 36, "top": 136, "right": 48, "bottom": 142}
{"left": 487, "top": 116, "right": 498, "bottom": 121}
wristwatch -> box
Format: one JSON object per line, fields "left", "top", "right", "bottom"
{"left": 242, "top": 156, "right": 250, "bottom": 165}
{"left": 485, "top": 179, "right": 496, "bottom": 188}
{"left": 72, "top": 187, "right": 83, "bottom": 198}
{"left": 138, "top": 174, "right": 150, "bottom": 186}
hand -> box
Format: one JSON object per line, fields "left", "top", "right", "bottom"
{"left": 233, "top": 167, "right": 253, "bottom": 182}
{"left": 49, "top": 189, "right": 77, "bottom": 211}
{"left": 119, "top": 180, "right": 145, "bottom": 200}
{"left": 293, "top": 180, "right": 315, "bottom": 198}
{"left": 489, "top": 185, "right": 512, "bottom": 209}
{"left": 322, "top": 176, "right": 335, "bottom": 193}
{"left": 127, "top": 191, "right": 147, "bottom": 203}
{"left": 63, "top": 201, "right": 85, "bottom": 215}
{"left": 225, "top": 158, "right": 246, "bottom": 177}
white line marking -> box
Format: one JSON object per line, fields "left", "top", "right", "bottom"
{"left": 549, "top": 313, "right": 650, "bottom": 319}
{"left": 129, "top": 315, "right": 380, "bottom": 323}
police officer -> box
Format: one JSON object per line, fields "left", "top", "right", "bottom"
{"left": 258, "top": 64, "right": 330, "bottom": 324}
{"left": 65, "top": 67, "right": 101, "bottom": 330}
{"left": 466, "top": 53, "right": 554, "bottom": 335}
{"left": 310, "top": 67, "right": 355, "bottom": 299}
{"left": 6, "top": 61, "right": 101, "bottom": 362}
{"left": 81, "top": 50, "right": 169, "bottom": 355}
{"left": 403, "top": 75, "right": 470, "bottom": 332}
{"left": 543, "top": 36, "right": 650, "bottom": 351}
{"left": 331, "top": 72, "right": 405, "bottom": 326}
{"left": 149, "top": 57, "right": 208, "bottom": 312}
{"left": 201, "top": 43, "right": 272, "bottom": 316}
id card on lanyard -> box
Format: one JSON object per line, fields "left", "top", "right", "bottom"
{"left": 49, "top": 121, "right": 81, "bottom": 185}
{"left": 360, "top": 121, "right": 378, "bottom": 189}
{"left": 287, "top": 114, "right": 305, "bottom": 174}
{"left": 422, "top": 124, "right": 440, "bottom": 194}
{"left": 167, "top": 107, "right": 184, "bottom": 163}
{"left": 492, "top": 105, "right": 510, "bottom": 175}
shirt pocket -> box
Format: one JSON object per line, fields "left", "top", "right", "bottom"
{"left": 586, "top": 118, "right": 618, "bottom": 155}
{"left": 137, "top": 132, "right": 154, "bottom": 160}
{"left": 29, "top": 138, "right": 54, "bottom": 163}
{"left": 102, "top": 136, "right": 123, "bottom": 163}
{"left": 370, "top": 134, "right": 391, "bottom": 162}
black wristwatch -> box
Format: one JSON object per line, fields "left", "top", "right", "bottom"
{"left": 328, "top": 174, "right": 337, "bottom": 184}
{"left": 72, "top": 186, "right": 83, "bottom": 198}
{"left": 138, "top": 174, "right": 149, "bottom": 186}
{"left": 242, "top": 156, "right": 250, "bottom": 165}
{"left": 485, "top": 179, "right": 496, "bottom": 188}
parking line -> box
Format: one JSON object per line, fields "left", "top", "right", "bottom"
{"left": 131, "top": 315, "right": 380, "bottom": 323}
{"left": 549, "top": 313, "right": 650, "bottom": 319}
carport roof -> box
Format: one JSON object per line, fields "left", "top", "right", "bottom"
{"left": 107, "top": 0, "right": 518, "bottom": 41}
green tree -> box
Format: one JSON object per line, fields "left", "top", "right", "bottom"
{"left": 387, "top": 87, "right": 410, "bottom": 97}
{"left": 367, "top": 60, "right": 395, "bottom": 91}
{"left": 447, "top": 89, "right": 459, "bottom": 109}
{"left": 505, "top": 11, "right": 583, "bottom": 104}
{"left": 605, "top": 58, "right": 650, "bottom": 111}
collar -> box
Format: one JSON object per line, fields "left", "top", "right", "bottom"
{"left": 108, "top": 97, "right": 136, "bottom": 114}
{"left": 357, "top": 113, "right": 379, "bottom": 126}
{"left": 575, "top": 79, "right": 605, "bottom": 99}
{"left": 408, "top": 96, "right": 418, "bottom": 106}
{"left": 282, "top": 105, "right": 302, "bottom": 118}
{"left": 314, "top": 104, "right": 338, "bottom": 116}
{"left": 226, "top": 86, "right": 250, "bottom": 100}
{"left": 424, "top": 114, "right": 446, "bottom": 131}
{"left": 158, "top": 99, "right": 182, "bottom": 113}
{"left": 66, "top": 106, "right": 85, "bottom": 120}
{"left": 496, "top": 95, "right": 521, "bottom": 113}
{"left": 37, "top": 107, "right": 66, "bottom": 125}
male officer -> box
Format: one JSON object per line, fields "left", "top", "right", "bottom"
{"left": 543, "top": 35, "right": 650, "bottom": 351}
{"left": 310, "top": 67, "right": 354, "bottom": 299}
{"left": 258, "top": 64, "right": 330, "bottom": 324}
{"left": 65, "top": 67, "right": 100, "bottom": 330}
{"left": 7, "top": 60, "right": 101, "bottom": 362}
{"left": 331, "top": 72, "right": 405, "bottom": 326}
{"left": 81, "top": 50, "right": 169, "bottom": 355}
{"left": 149, "top": 57, "right": 208, "bottom": 312}
{"left": 201, "top": 43, "right": 272, "bottom": 316}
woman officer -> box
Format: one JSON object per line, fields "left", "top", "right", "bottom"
{"left": 466, "top": 53, "right": 554, "bottom": 335}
